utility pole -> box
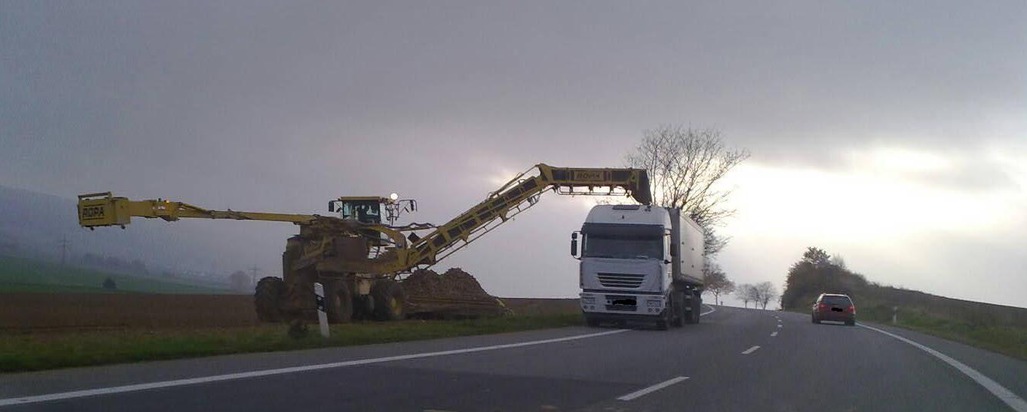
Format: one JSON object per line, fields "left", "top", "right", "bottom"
{"left": 58, "top": 236, "right": 70, "bottom": 266}
{"left": 249, "top": 266, "right": 260, "bottom": 286}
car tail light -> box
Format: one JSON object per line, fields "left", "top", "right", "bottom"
{"left": 818, "top": 303, "right": 828, "bottom": 310}
{"left": 847, "top": 305, "right": 855, "bottom": 313}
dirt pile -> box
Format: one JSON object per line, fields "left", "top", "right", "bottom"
{"left": 403, "top": 268, "right": 493, "bottom": 300}
{"left": 401, "top": 268, "right": 509, "bottom": 318}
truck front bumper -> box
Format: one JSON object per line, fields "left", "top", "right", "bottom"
{"left": 580, "top": 292, "right": 665, "bottom": 316}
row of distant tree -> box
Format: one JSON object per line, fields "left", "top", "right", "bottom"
{"left": 77, "top": 253, "right": 150, "bottom": 276}
{"left": 703, "top": 264, "right": 778, "bottom": 309}
{"left": 780, "top": 247, "right": 867, "bottom": 310}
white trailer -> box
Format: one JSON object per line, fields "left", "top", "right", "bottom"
{"left": 571, "top": 204, "right": 705, "bottom": 329}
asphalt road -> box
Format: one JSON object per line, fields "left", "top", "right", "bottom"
{"left": 2, "top": 306, "right": 1026, "bottom": 411}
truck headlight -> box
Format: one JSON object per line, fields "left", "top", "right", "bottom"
{"left": 581, "top": 296, "right": 595, "bottom": 305}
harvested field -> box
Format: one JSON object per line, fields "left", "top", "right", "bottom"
{"left": 0, "top": 293, "right": 258, "bottom": 331}
{"left": 0, "top": 292, "right": 578, "bottom": 332}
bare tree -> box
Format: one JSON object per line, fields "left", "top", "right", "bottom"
{"left": 755, "top": 281, "right": 778, "bottom": 310}
{"left": 625, "top": 126, "right": 748, "bottom": 257}
{"left": 829, "top": 254, "right": 847, "bottom": 270}
{"left": 703, "top": 262, "right": 735, "bottom": 305}
{"left": 736, "top": 283, "right": 758, "bottom": 308}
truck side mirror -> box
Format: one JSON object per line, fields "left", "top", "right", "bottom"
{"left": 670, "top": 243, "right": 679, "bottom": 257}
{"left": 571, "top": 232, "right": 579, "bottom": 257}
{"left": 328, "top": 201, "right": 335, "bottom": 212}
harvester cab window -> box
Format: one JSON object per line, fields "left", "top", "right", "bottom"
{"left": 340, "top": 201, "right": 382, "bottom": 224}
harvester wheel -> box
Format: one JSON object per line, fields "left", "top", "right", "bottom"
{"left": 352, "top": 295, "right": 374, "bottom": 320}
{"left": 371, "top": 280, "right": 407, "bottom": 321}
{"left": 255, "top": 276, "right": 286, "bottom": 322}
{"left": 323, "top": 279, "right": 354, "bottom": 323}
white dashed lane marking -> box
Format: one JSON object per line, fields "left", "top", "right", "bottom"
{"left": 617, "top": 377, "right": 689, "bottom": 401}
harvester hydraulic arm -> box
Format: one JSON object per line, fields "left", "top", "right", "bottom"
{"left": 77, "top": 192, "right": 318, "bottom": 228}
{"left": 403, "top": 164, "right": 651, "bottom": 268}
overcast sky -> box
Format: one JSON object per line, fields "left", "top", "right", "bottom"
{"left": 3, "top": 1, "right": 1025, "bottom": 307}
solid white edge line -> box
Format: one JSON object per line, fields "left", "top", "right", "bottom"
{"left": 0, "top": 329, "right": 630, "bottom": 408}
{"left": 770, "top": 331, "right": 778, "bottom": 337}
{"left": 859, "top": 324, "right": 1027, "bottom": 412}
{"left": 700, "top": 304, "right": 716, "bottom": 316}
{"left": 741, "top": 345, "right": 760, "bottom": 355}
{"left": 617, "top": 376, "right": 689, "bottom": 401}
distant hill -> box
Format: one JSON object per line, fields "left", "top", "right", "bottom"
{"left": 0, "top": 255, "right": 232, "bottom": 294}
{"left": 0, "top": 185, "right": 293, "bottom": 280}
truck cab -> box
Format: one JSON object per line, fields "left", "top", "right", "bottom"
{"left": 572, "top": 204, "right": 704, "bottom": 329}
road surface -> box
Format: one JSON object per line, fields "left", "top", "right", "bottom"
{"left": 2, "top": 306, "right": 1026, "bottom": 411}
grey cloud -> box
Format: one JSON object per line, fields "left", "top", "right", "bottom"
{"left": 1, "top": 1, "right": 1025, "bottom": 301}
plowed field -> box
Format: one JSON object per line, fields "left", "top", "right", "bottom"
{"left": 0, "top": 293, "right": 577, "bottom": 331}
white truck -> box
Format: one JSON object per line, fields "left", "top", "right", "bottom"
{"left": 571, "top": 204, "right": 705, "bottom": 329}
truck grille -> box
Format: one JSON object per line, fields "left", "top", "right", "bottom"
{"left": 597, "top": 273, "right": 645, "bottom": 288}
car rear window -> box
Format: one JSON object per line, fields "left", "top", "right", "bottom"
{"left": 822, "top": 296, "right": 852, "bottom": 306}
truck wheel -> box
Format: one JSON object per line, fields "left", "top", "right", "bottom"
{"left": 255, "top": 277, "right": 285, "bottom": 322}
{"left": 371, "top": 280, "right": 407, "bottom": 321}
{"left": 690, "top": 293, "right": 702, "bottom": 324}
{"left": 683, "top": 293, "right": 697, "bottom": 325}
{"left": 670, "top": 291, "right": 684, "bottom": 327}
{"left": 323, "top": 279, "right": 353, "bottom": 323}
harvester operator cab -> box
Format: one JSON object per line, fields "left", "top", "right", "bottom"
{"left": 328, "top": 194, "right": 417, "bottom": 226}
{"left": 329, "top": 197, "right": 383, "bottom": 224}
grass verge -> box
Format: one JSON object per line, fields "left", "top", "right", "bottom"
{"left": 886, "top": 312, "right": 1027, "bottom": 361}
{"left": 0, "top": 314, "right": 583, "bottom": 372}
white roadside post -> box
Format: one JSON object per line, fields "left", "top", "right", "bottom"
{"left": 314, "top": 282, "right": 330, "bottom": 338}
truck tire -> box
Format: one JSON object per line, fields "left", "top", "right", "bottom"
{"left": 670, "top": 291, "right": 685, "bottom": 327}
{"left": 683, "top": 293, "right": 698, "bottom": 325}
{"left": 323, "top": 279, "right": 354, "bottom": 323}
{"left": 255, "top": 277, "right": 286, "bottom": 322}
{"left": 371, "top": 280, "right": 407, "bottom": 321}
{"left": 691, "top": 293, "right": 702, "bottom": 324}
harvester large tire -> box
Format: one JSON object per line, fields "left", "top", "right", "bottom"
{"left": 323, "top": 279, "right": 354, "bottom": 323}
{"left": 255, "top": 276, "right": 286, "bottom": 322}
{"left": 371, "top": 280, "right": 407, "bottom": 321}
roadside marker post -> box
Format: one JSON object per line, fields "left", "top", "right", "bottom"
{"left": 314, "top": 282, "right": 330, "bottom": 338}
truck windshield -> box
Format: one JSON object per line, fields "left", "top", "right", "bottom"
{"left": 584, "top": 235, "right": 663, "bottom": 259}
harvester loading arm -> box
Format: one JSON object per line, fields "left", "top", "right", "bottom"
{"left": 397, "top": 164, "right": 651, "bottom": 269}
{"left": 77, "top": 192, "right": 319, "bottom": 228}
